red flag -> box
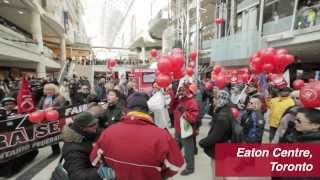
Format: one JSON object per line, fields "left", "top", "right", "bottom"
{"left": 17, "top": 75, "right": 35, "bottom": 114}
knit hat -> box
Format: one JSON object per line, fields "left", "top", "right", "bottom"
{"left": 73, "top": 111, "right": 98, "bottom": 128}
{"left": 127, "top": 92, "right": 149, "bottom": 112}
{"left": 217, "top": 90, "right": 230, "bottom": 108}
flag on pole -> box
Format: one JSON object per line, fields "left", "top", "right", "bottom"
{"left": 17, "top": 75, "right": 35, "bottom": 114}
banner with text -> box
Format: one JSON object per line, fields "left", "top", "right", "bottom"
{"left": 215, "top": 144, "right": 320, "bottom": 177}
{"left": 0, "top": 103, "right": 89, "bottom": 162}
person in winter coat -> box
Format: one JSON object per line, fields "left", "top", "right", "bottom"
{"left": 267, "top": 87, "right": 295, "bottom": 142}
{"left": 74, "top": 84, "right": 95, "bottom": 105}
{"left": 99, "top": 89, "right": 123, "bottom": 128}
{"left": 272, "top": 90, "right": 303, "bottom": 143}
{"left": 240, "top": 96, "right": 265, "bottom": 143}
{"left": 62, "top": 111, "right": 102, "bottom": 180}
{"left": 95, "top": 78, "right": 106, "bottom": 101}
{"left": 90, "top": 92, "right": 184, "bottom": 180}
{"left": 38, "top": 83, "right": 66, "bottom": 155}
{"left": 38, "top": 83, "right": 66, "bottom": 110}
{"left": 173, "top": 83, "right": 199, "bottom": 176}
{"left": 272, "top": 108, "right": 320, "bottom": 180}
{"left": 199, "top": 90, "right": 233, "bottom": 158}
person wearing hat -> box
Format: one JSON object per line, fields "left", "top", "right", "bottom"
{"left": 200, "top": 89, "right": 234, "bottom": 153}
{"left": 61, "top": 111, "right": 102, "bottom": 180}
{"left": 173, "top": 83, "right": 199, "bottom": 176}
{"left": 1, "top": 97, "right": 17, "bottom": 116}
{"left": 267, "top": 87, "right": 295, "bottom": 142}
{"left": 90, "top": 92, "right": 184, "bottom": 180}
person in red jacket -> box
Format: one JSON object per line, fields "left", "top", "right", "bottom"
{"left": 90, "top": 92, "right": 184, "bottom": 180}
{"left": 173, "top": 82, "right": 199, "bottom": 176}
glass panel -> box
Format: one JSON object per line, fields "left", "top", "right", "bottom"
{"left": 211, "top": 30, "right": 263, "bottom": 61}
{"left": 295, "top": 1, "right": 320, "bottom": 29}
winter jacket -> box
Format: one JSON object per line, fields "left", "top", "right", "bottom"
{"left": 62, "top": 125, "right": 102, "bottom": 180}
{"left": 99, "top": 103, "right": 123, "bottom": 128}
{"left": 272, "top": 106, "right": 299, "bottom": 144}
{"left": 240, "top": 110, "right": 265, "bottom": 143}
{"left": 199, "top": 105, "right": 233, "bottom": 158}
{"left": 90, "top": 111, "right": 184, "bottom": 180}
{"left": 173, "top": 96, "right": 199, "bottom": 136}
{"left": 95, "top": 84, "right": 106, "bottom": 101}
{"left": 38, "top": 94, "right": 66, "bottom": 110}
{"left": 267, "top": 96, "right": 295, "bottom": 128}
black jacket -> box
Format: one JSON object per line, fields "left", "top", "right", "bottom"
{"left": 62, "top": 125, "right": 101, "bottom": 180}
{"left": 240, "top": 110, "right": 265, "bottom": 143}
{"left": 199, "top": 105, "right": 233, "bottom": 158}
{"left": 99, "top": 103, "right": 123, "bottom": 128}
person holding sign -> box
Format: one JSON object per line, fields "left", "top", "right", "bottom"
{"left": 38, "top": 83, "right": 66, "bottom": 156}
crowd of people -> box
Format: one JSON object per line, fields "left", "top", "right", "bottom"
{"left": 0, "top": 72, "right": 320, "bottom": 180}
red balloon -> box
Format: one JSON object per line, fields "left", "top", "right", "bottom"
{"left": 173, "top": 68, "right": 185, "bottom": 80}
{"left": 186, "top": 67, "right": 194, "bottom": 76}
{"left": 205, "top": 82, "right": 213, "bottom": 91}
{"left": 189, "top": 61, "right": 196, "bottom": 68}
{"left": 300, "top": 81, "right": 320, "bottom": 108}
{"left": 261, "top": 48, "right": 276, "bottom": 66}
{"left": 170, "top": 54, "right": 184, "bottom": 71}
{"left": 262, "top": 63, "right": 274, "bottom": 73}
{"left": 276, "top": 48, "right": 288, "bottom": 55}
{"left": 156, "top": 73, "right": 172, "bottom": 88}
{"left": 230, "top": 107, "right": 240, "bottom": 119}
{"left": 215, "top": 17, "right": 224, "bottom": 24}
{"left": 45, "top": 110, "right": 59, "bottom": 122}
{"left": 109, "top": 59, "right": 117, "bottom": 67}
{"left": 150, "top": 49, "right": 158, "bottom": 58}
{"left": 215, "top": 76, "right": 225, "bottom": 90}
{"left": 274, "top": 54, "right": 287, "bottom": 73}
{"left": 293, "top": 79, "right": 305, "bottom": 90}
{"left": 190, "top": 51, "right": 197, "bottom": 61}
{"left": 157, "top": 56, "right": 172, "bottom": 74}
{"left": 213, "top": 64, "right": 222, "bottom": 74}
{"left": 241, "top": 73, "right": 249, "bottom": 82}
{"left": 285, "top": 54, "right": 295, "bottom": 65}
{"left": 251, "top": 57, "right": 261, "bottom": 65}
{"left": 29, "top": 110, "right": 45, "bottom": 124}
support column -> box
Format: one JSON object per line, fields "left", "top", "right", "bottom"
{"left": 141, "top": 46, "right": 146, "bottom": 63}
{"left": 290, "top": 0, "right": 299, "bottom": 31}
{"left": 258, "top": 0, "right": 265, "bottom": 34}
{"left": 36, "top": 62, "right": 46, "bottom": 78}
{"left": 31, "top": 10, "right": 44, "bottom": 53}
{"left": 60, "top": 36, "right": 66, "bottom": 62}
{"left": 195, "top": 0, "right": 200, "bottom": 80}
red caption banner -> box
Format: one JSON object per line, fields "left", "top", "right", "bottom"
{"left": 215, "top": 144, "right": 320, "bottom": 177}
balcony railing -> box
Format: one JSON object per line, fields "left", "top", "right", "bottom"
{"left": 211, "top": 29, "right": 263, "bottom": 61}
{"left": 263, "top": 16, "right": 293, "bottom": 36}
{"left": 294, "top": 4, "right": 320, "bottom": 30}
